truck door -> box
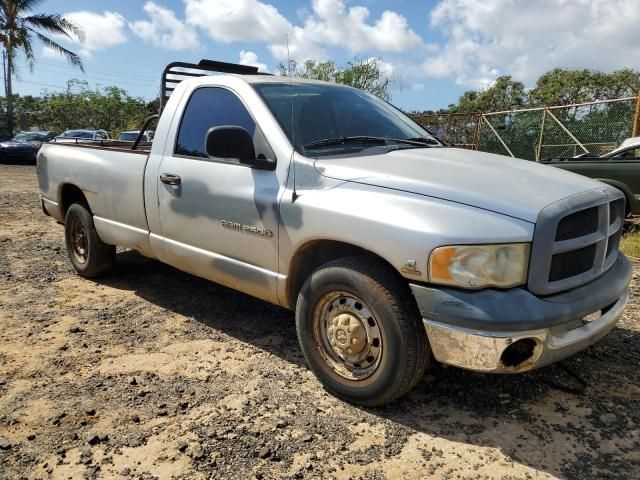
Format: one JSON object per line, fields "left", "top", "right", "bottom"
{"left": 156, "top": 86, "right": 281, "bottom": 303}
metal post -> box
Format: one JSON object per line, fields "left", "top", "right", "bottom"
{"left": 482, "top": 114, "right": 515, "bottom": 157}
{"left": 2, "top": 50, "right": 5, "bottom": 96}
{"left": 633, "top": 92, "right": 640, "bottom": 137}
{"left": 472, "top": 114, "right": 482, "bottom": 150}
{"left": 536, "top": 108, "right": 547, "bottom": 161}
{"left": 545, "top": 108, "right": 589, "bottom": 154}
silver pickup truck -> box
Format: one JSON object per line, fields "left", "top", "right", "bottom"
{"left": 37, "top": 59, "right": 631, "bottom": 406}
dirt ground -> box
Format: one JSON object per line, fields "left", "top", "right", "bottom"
{"left": 1, "top": 164, "right": 639, "bottom": 480}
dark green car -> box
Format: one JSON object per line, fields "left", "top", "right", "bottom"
{"left": 542, "top": 137, "right": 640, "bottom": 215}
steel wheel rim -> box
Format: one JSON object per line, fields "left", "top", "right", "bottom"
{"left": 69, "top": 218, "right": 88, "bottom": 264}
{"left": 313, "top": 291, "right": 383, "bottom": 381}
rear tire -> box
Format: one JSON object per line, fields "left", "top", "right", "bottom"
{"left": 295, "top": 256, "right": 430, "bottom": 406}
{"left": 64, "top": 203, "right": 115, "bottom": 278}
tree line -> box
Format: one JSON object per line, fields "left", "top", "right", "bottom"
{"left": 0, "top": 61, "right": 638, "bottom": 140}
{"left": 0, "top": 80, "right": 158, "bottom": 137}
{"left": 416, "top": 68, "right": 640, "bottom": 116}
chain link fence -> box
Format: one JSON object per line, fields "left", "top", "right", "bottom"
{"left": 412, "top": 96, "right": 640, "bottom": 161}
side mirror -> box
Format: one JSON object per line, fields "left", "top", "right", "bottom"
{"left": 205, "top": 126, "right": 275, "bottom": 170}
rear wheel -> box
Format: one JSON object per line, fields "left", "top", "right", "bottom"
{"left": 295, "top": 256, "right": 430, "bottom": 406}
{"left": 64, "top": 203, "right": 115, "bottom": 277}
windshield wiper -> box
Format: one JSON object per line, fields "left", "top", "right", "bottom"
{"left": 402, "top": 137, "right": 440, "bottom": 145}
{"left": 304, "top": 136, "right": 440, "bottom": 150}
{"left": 304, "top": 136, "right": 387, "bottom": 149}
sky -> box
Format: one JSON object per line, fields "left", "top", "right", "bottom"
{"left": 6, "top": 0, "right": 640, "bottom": 111}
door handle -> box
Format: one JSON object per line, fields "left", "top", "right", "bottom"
{"left": 160, "top": 173, "right": 181, "bottom": 185}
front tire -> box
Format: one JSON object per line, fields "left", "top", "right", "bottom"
{"left": 295, "top": 257, "right": 430, "bottom": 406}
{"left": 64, "top": 203, "right": 115, "bottom": 278}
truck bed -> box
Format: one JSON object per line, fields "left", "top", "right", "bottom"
{"left": 48, "top": 138, "right": 153, "bottom": 153}
{"left": 38, "top": 142, "right": 151, "bottom": 239}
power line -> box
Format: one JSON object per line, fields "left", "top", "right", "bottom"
{"left": 14, "top": 79, "right": 69, "bottom": 90}
{"left": 37, "top": 59, "right": 159, "bottom": 83}
{"left": 33, "top": 67, "right": 159, "bottom": 89}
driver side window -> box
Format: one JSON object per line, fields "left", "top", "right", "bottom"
{"left": 175, "top": 87, "right": 257, "bottom": 160}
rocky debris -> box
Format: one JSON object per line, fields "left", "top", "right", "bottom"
{"left": 1, "top": 166, "right": 640, "bottom": 479}
{"left": 257, "top": 447, "right": 271, "bottom": 459}
{"left": 0, "top": 436, "right": 12, "bottom": 450}
{"left": 87, "top": 433, "right": 108, "bottom": 446}
{"left": 598, "top": 413, "right": 617, "bottom": 426}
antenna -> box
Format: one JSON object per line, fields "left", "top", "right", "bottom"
{"left": 287, "top": 34, "right": 299, "bottom": 202}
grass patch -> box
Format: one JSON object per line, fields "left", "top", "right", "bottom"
{"left": 621, "top": 223, "right": 640, "bottom": 258}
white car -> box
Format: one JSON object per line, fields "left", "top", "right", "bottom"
{"left": 117, "top": 130, "right": 155, "bottom": 142}
{"left": 56, "top": 129, "right": 110, "bottom": 143}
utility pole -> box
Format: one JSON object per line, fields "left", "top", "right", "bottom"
{"left": 2, "top": 50, "right": 5, "bottom": 96}
{"left": 2, "top": 50, "right": 6, "bottom": 132}
{"left": 633, "top": 91, "right": 640, "bottom": 138}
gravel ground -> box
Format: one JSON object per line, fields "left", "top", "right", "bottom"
{"left": 1, "top": 164, "right": 639, "bottom": 480}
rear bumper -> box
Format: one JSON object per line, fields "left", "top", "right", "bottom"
{"left": 410, "top": 252, "right": 631, "bottom": 372}
{"left": 0, "top": 148, "right": 37, "bottom": 163}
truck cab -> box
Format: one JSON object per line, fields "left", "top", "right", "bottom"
{"left": 37, "top": 59, "right": 631, "bottom": 406}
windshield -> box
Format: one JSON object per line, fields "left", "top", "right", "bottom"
{"left": 253, "top": 82, "right": 441, "bottom": 156}
{"left": 118, "top": 132, "right": 140, "bottom": 141}
{"left": 60, "top": 130, "right": 94, "bottom": 139}
{"left": 12, "top": 132, "right": 47, "bottom": 142}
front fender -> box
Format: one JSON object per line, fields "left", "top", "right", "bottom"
{"left": 278, "top": 181, "right": 535, "bottom": 285}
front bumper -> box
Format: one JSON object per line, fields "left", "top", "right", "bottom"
{"left": 410, "top": 252, "right": 631, "bottom": 372}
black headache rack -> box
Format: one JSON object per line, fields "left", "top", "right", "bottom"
{"left": 160, "top": 58, "right": 272, "bottom": 110}
{"left": 49, "top": 59, "right": 271, "bottom": 152}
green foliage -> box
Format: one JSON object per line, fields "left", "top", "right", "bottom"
{"left": 530, "top": 68, "right": 640, "bottom": 107}
{"left": 452, "top": 76, "right": 527, "bottom": 113}
{"left": 447, "top": 68, "right": 640, "bottom": 114}
{"left": 1, "top": 0, "right": 84, "bottom": 134}
{"left": 0, "top": 80, "right": 158, "bottom": 137}
{"left": 277, "top": 58, "right": 393, "bottom": 100}
{"left": 413, "top": 68, "right": 640, "bottom": 161}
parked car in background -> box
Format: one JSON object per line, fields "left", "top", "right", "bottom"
{"left": 542, "top": 137, "right": 640, "bottom": 215}
{"left": 56, "top": 129, "right": 110, "bottom": 142}
{"left": 0, "top": 131, "right": 57, "bottom": 164}
{"left": 117, "top": 130, "right": 154, "bottom": 142}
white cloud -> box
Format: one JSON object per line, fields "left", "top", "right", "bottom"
{"left": 422, "top": 0, "right": 640, "bottom": 89}
{"left": 183, "top": 0, "right": 423, "bottom": 64}
{"left": 63, "top": 11, "right": 127, "bottom": 56}
{"left": 269, "top": 0, "right": 424, "bottom": 62}
{"left": 185, "top": 0, "right": 290, "bottom": 43}
{"left": 41, "top": 46, "right": 62, "bottom": 60}
{"left": 238, "top": 50, "right": 268, "bottom": 72}
{"left": 130, "top": 1, "right": 199, "bottom": 51}
{"left": 371, "top": 57, "right": 394, "bottom": 79}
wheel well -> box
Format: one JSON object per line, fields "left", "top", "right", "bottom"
{"left": 286, "top": 240, "right": 403, "bottom": 309}
{"left": 60, "top": 184, "right": 89, "bottom": 216}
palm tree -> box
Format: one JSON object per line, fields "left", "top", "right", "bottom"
{"left": 0, "top": 0, "right": 83, "bottom": 135}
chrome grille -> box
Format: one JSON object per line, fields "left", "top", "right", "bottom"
{"left": 528, "top": 187, "right": 625, "bottom": 295}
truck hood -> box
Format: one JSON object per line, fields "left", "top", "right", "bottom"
{"left": 314, "top": 147, "right": 604, "bottom": 223}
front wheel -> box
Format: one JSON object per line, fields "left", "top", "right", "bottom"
{"left": 295, "top": 257, "right": 430, "bottom": 406}
{"left": 64, "top": 203, "right": 115, "bottom": 278}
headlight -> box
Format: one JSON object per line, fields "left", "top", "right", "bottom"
{"left": 429, "top": 243, "right": 529, "bottom": 289}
